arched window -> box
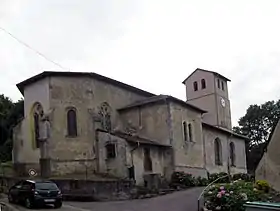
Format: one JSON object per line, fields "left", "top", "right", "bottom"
{"left": 99, "top": 102, "right": 112, "bottom": 131}
{"left": 67, "top": 109, "right": 77, "bottom": 137}
{"left": 214, "top": 138, "right": 222, "bottom": 165}
{"left": 201, "top": 79, "right": 206, "bottom": 89}
{"left": 221, "top": 81, "right": 225, "bottom": 91}
{"left": 182, "top": 121, "right": 187, "bottom": 142}
{"left": 188, "top": 123, "right": 193, "bottom": 142}
{"left": 217, "top": 79, "right": 221, "bottom": 89}
{"left": 230, "top": 142, "right": 236, "bottom": 167}
{"left": 193, "top": 81, "right": 198, "bottom": 91}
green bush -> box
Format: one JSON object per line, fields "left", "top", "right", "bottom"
{"left": 171, "top": 171, "right": 196, "bottom": 187}
{"left": 204, "top": 180, "right": 271, "bottom": 211}
{"left": 255, "top": 180, "right": 270, "bottom": 193}
{"left": 197, "top": 176, "right": 208, "bottom": 186}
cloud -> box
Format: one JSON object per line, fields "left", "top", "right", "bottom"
{"left": 1, "top": 0, "right": 280, "bottom": 126}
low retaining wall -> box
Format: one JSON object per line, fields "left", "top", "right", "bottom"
{"left": 0, "top": 176, "right": 134, "bottom": 201}
{"left": 0, "top": 202, "right": 19, "bottom": 211}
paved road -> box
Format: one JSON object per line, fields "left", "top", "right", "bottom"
{"left": 9, "top": 187, "right": 203, "bottom": 211}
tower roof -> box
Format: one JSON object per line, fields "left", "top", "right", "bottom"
{"left": 182, "top": 68, "right": 231, "bottom": 84}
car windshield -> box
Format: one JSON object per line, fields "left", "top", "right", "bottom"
{"left": 35, "top": 182, "right": 58, "bottom": 190}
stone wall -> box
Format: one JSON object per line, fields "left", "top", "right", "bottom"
{"left": 51, "top": 159, "right": 96, "bottom": 176}
{"left": 97, "top": 131, "right": 171, "bottom": 185}
{"left": 97, "top": 131, "right": 128, "bottom": 178}
{"left": 119, "top": 102, "right": 171, "bottom": 145}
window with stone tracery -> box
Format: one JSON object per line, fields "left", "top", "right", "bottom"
{"left": 99, "top": 102, "right": 112, "bottom": 131}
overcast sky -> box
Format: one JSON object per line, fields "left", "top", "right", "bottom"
{"left": 1, "top": 0, "right": 280, "bottom": 126}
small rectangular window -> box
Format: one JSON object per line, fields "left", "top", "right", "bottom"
{"left": 106, "top": 143, "right": 116, "bottom": 159}
{"left": 217, "top": 79, "right": 220, "bottom": 89}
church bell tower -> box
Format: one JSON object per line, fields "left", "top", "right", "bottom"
{"left": 182, "top": 68, "right": 232, "bottom": 129}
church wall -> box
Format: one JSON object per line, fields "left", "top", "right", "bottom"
{"left": 187, "top": 95, "right": 217, "bottom": 126}
{"left": 119, "top": 103, "right": 170, "bottom": 145}
{"left": 169, "top": 102, "right": 207, "bottom": 177}
{"left": 229, "top": 136, "right": 247, "bottom": 174}
{"left": 48, "top": 76, "right": 149, "bottom": 174}
{"left": 97, "top": 131, "right": 128, "bottom": 178}
{"left": 15, "top": 77, "right": 51, "bottom": 165}
{"left": 203, "top": 127, "right": 247, "bottom": 174}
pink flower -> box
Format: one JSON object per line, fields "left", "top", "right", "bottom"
{"left": 220, "top": 186, "right": 225, "bottom": 190}
{"left": 220, "top": 190, "right": 226, "bottom": 194}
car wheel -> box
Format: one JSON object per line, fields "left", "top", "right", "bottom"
{"left": 25, "top": 198, "right": 33, "bottom": 209}
{"left": 54, "top": 202, "right": 62, "bottom": 209}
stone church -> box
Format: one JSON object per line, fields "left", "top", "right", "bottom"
{"left": 12, "top": 68, "right": 247, "bottom": 185}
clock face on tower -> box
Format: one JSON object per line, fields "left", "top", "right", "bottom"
{"left": 220, "top": 97, "right": 226, "bottom": 107}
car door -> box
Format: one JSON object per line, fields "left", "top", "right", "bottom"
{"left": 9, "top": 181, "right": 23, "bottom": 200}
{"left": 19, "top": 181, "right": 32, "bottom": 202}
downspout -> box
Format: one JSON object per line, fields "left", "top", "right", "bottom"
{"left": 202, "top": 127, "right": 207, "bottom": 171}
{"left": 95, "top": 130, "right": 100, "bottom": 172}
{"left": 165, "top": 98, "right": 175, "bottom": 172}
{"left": 130, "top": 141, "right": 140, "bottom": 166}
{"left": 227, "top": 133, "right": 233, "bottom": 180}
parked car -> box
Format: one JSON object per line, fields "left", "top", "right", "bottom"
{"left": 8, "top": 179, "right": 63, "bottom": 209}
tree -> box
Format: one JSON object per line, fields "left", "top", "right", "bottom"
{"left": 233, "top": 100, "right": 280, "bottom": 173}
{"left": 0, "top": 94, "right": 24, "bottom": 162}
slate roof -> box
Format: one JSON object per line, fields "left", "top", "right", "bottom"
{"left": 97, "top": 129, "right": 171, "bottom": 147}
{"left": 118, "top": 94, "right": 207, "bottom": 113}
{"left": 16, "top": 71, "right": 155, "bottom": 97}
{"left": 113, "top": 130, "right": 171, "bottom": 147}
{"left": 202, "top": 122, "right": 249, "bottom": 140}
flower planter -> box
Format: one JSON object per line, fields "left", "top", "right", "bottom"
{"left": 245, "top": 202, "right": 280, "bottom": 211}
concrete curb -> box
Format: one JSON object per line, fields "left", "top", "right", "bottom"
{"left": 0, "top": 202, "right": 20, "bottom": 211}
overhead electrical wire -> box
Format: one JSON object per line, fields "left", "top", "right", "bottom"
{"left": 0, "top": 26, "right": 69, "bottom": 71}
